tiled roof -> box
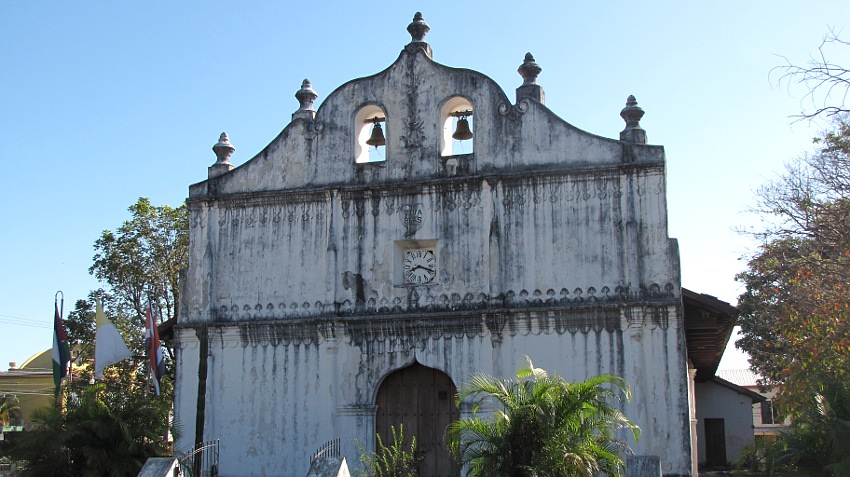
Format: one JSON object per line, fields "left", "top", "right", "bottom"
{"left": 717, "top": 368, "right": 760, "bottom": 387}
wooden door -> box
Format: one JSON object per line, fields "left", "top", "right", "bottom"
{"left": 376, "top": 363, "right": 459, "bottom": 477}
{"left": 704, "top": 418, "right": 727, "bottom": 467}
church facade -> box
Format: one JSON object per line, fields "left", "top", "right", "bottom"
{"left": 175, "top": 13, "right": 694, "bottom": 476}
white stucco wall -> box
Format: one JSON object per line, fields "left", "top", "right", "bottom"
{"left": 695, "top": 380, "right": 756, "bottom": 466}
{"left": 176, "top": 38, "right": 690, "bottom": 477}
{"left": 175, "top": 310, "right": 688, "bottom": 477}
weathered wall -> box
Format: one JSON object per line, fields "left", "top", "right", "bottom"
{"left": 176, "top": 39, "right": 690, "bottom": 477}
{"left": 175, "top": 306, "right": 688, "bottom": 477}
{"left": 185, "top": 170, "right": 676, "bottom": 323}
{"left": 695, "top": 381, "right": 756, "bottom": 466}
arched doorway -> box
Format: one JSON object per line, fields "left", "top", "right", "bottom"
{"left": 375, "top": 363, "right": 459, "bottom": 477}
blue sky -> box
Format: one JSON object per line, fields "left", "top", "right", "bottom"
{"left": 1, "top": 1, "right": 847, "bottom": 370}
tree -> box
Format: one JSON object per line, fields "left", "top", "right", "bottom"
{"left": 448, "top": 357, "right": 639, "bottom": 477}
{"left": 775, "top": 29, "right": 850, "bottom": 121}
{"left": 737, "top": 118, "right": 850, "bottom": 417}
{"left": 7, "top": 384, "right": 173, "bottom": 477}
{"left": 90, "top": 197, "right": 188, "bottom": 332}
{"left": 739, "top": 380, "right": 850, "bottom": 477}
{"left": 81, "top": 197, "right": 188, "bottom": 386}
{"left": 0, "top": 394, "right": 20, "bottom": 426}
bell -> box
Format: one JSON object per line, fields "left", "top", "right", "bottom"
{"left": 452, "top": 116, "right": 473, "bottom": 141}
{"left": 366, "top": 122, "right": 386, "bottom": 147}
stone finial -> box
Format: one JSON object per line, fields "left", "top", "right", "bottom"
{"left": 516, "top": 53, "right": 545, "bottom": 104}
{"left": 213, "top": 132, "right": 235, "bottom": 164}
{"left": 619, "top": 95, "right": 647, "bottom": 144}
{"left": 293, "top": 79, "right": 318, "bottom": 121}
{"left": 295, "top": 79, "right": 318, "bottom": 111}
{"left": 407, "top": 12, "right": 430, "bottom": 42}
{"left": 209, "top": 132, "right": 235, "bottom": 179}
{"left": 518, "top": 53, "right": 542, "bottom": 85}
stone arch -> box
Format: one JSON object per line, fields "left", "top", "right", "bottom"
{"left": 439, "top": 95, "right": 474, "bottom": 156}
{"left": 355, "top": 103, "right": 387, "bottom": 163}
{"left": 375, "top": 361, "right": 459, "bottom": 477}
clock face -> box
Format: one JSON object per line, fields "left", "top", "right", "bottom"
{"left": 403, "top": 249, "right": 436, "bottom": 284}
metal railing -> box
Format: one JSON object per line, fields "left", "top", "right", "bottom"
{"left": 311, "top": 438, "right": 341, "bottom": 463}
{"left": 176, "top": 439, "right": 220, "bottom": 477}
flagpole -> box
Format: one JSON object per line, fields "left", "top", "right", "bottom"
{"left": 145, "top": 299, "right": 150, "bottom": 398}
{"left": 58, "top": 291, "right": 74, "bottom": 385}
{"left": 54, "top": 290, "right": 65, "bottom": 407}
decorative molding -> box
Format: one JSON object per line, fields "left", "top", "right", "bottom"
{"left": 190, "top": 209, "right": 206, "bottom": 229}
{"left": 338, "top": 404, "right": 378, "bottom": 417}
{"left": 207, "top": 283, "right": 678, "bottom": 323}
{"left": 400, "top": 120, "right": 425, "bottom": 149}
{"left": 191, "top": 173, "right": 665, "bottom": 237}
{"left": 498, "top": 99, "right": 530, "bottom": 120}
{"left": 303, "top": 120, "right": 324, "bottom": 140}
{"left": 175, "top": 303, "right": 679, "bottom": 352}
{"left": 217, "top": 203, "right": 326, "bottom": 228}
{"left": 186, "top": 163, "right": 665, "bottom": 209}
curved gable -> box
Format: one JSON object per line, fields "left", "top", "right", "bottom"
{"left": 191, "top": 33, "right": 661, "bottom": 199}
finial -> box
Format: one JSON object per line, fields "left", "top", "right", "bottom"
{"left": 295, "top": 79, "right": 318, "bottom": 112}
{"left": 209, "top": 132, "right": 236, "bottom": 179}
{"left": 518, "top": 53, "right": 542, "bottom": 85}
{"left": 619, "top": 95, "right": 647, "bottom": 144}
{"left": 515, "top": 53, "right": 545, "bottom": 104}
{"left": 212, "top": 132, "right": 235, "bottom": 165}
{"left": 407, "top": 12, "right": 430, "bottom": 43}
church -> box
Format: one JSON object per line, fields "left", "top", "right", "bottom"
{"left": 174, "top": 13, "right": 733, "bottom": 477}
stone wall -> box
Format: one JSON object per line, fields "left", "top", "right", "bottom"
{"left": 175, "top": 23, "right": 689, "bottom": 476}
{"left": 175, "top": 305, "right": 688, "bottom": 476}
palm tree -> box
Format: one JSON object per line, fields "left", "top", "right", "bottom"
{"left": 740, "top": 379, "right": 850, "bottom": 477}
{"left": 8, "top": 384, "right": 172, "bottom": 477}
{"left": 448, "top": 357, "right": 639, "bottom": 477}
{"left": 0, "top": 394, "right": 20, "bottom": 426}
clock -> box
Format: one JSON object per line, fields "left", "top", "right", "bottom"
{"left": 402, "top": 249, "right": 436, "bottom": 284}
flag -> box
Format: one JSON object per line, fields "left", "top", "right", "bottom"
{"left": 52, "top": 302, "right": 71, "bottom": 391}
{"left": 145, "top": 303, "right": 166, "bottom": 395}
{"left": 94, "top": 298, "right": 132, "bottom": 379}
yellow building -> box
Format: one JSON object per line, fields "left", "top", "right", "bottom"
{"left": 0, "top": 349, "right": 55, "bottom": 432}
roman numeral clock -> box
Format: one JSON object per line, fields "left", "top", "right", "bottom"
{"left": 402, "top": 249, "right": 436, "bottom": 284}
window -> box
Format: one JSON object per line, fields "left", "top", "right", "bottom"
{"left": 440, "top": 96, "right": 474, "bottom": 156}
{"left": 355, "top": 104, "right": 387, "bottom": 163}
{"left": 761, "top": 400, "right": 780, "bottom": 424}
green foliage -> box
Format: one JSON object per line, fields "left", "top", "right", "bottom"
{"left": 738, "top": 381, "right": 850, "bottom": 477}
{"left": 447, "top": 357, "right": 639, "bottom": 477}
{"left": 0, "top": 394, "right": 20, "bottom": 426}
{"left": 90, "top": 197, "right": 188, "bottom": 327}
{"left": 63, "top": 197, "right": 188, "bottom": 395}
{"left": 737, "top": 118, "right": 850, "bottom": 417}
{"left": 7, "top": 384, "right": 174, "bottom": 477}
{"left": 356, "top": 425, "right": 420, "bottom": 477}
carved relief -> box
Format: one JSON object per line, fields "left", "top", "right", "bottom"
{"left": 400, "top": 120, "right": 425, "bottom": 149}
{"left": 401, "top": 203, "right": 423, "bottom": 237}
{"left": 498, "top": 99, "right": 529, "bottom": 120}
{"left": 190, "top": 209, "right": 205, "bottom": 229}
{"left": 303, "top": 121, "right": 324, "bottom": 140}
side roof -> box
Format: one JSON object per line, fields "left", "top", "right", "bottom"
{"left": 717, "top": 368, "right": 760, "bottom": 387}
{"left": 683, "top": 288, "right": 737, "bottom": 381}
{"left": 708, "top": 376, "right": 766, "bottom": 403}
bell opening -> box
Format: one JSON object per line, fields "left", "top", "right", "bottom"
{"left": 440, "top": 97, "right": 474, "bottom": 156}
{"left": 355, "top": 107, "right": 387, "bottom": 163}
